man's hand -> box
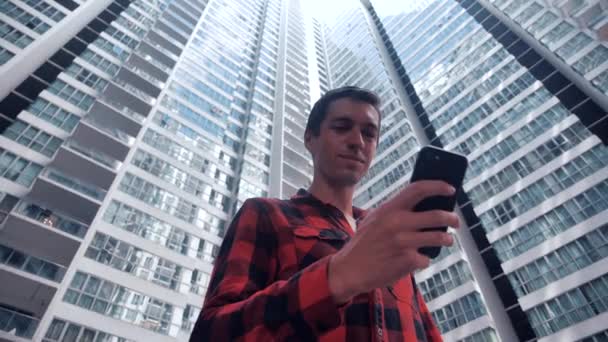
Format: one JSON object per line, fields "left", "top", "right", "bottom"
{"left": 329, "top": 180, "right": 460, "bottom": 304}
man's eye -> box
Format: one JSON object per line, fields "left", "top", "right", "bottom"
{"left": 363, "top": 130, "right": 377, "bottom": 139}
{"left": 332, "top": 126, "right": 349, "bottom": 131}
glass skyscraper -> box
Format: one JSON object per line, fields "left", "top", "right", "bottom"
{"left": 327, "top": 0, "right": 607, "bottom": 341}
{"left": 0, "top": 0, "right": 316, "bottom": 340}
{"left": 1, "top": 0, "right": 607, "bottom": 341}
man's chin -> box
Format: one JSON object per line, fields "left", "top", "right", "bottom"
{"left": 331, "top": 172, "right": 362, "bottom": 187}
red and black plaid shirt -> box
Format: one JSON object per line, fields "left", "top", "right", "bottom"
{"left": 190, "top": 189, "right": 442, "bottom": 341}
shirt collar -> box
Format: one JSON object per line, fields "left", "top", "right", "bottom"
{"left": 292, "top": 188, "right": 366, "bottom": 220}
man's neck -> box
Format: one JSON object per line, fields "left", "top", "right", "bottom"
{"left": 308, "top": 179, "right": 355, "bottom": 217}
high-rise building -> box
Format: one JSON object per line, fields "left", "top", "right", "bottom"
{"left": 0, "top": 0, "right": 317, "bottom": 340}
{"left": 1, "top": 0, "right": 607, "bottom": 342}
{"left": 320, "top": 0, "right": 607, "bottom": 341}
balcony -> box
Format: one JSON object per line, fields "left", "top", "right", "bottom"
{"left": 102, "top": 82, "right": 152, "bottom": 117}
{"left": 75, "top": 117, "right": 133, "bottom": 161}
{"left": 0, "top": 306, "right": 40, "bottom": 341}
{"left": 167, "top": 3, "right": 197, "bottom": 27}
{"left": 52, "top": 139, "right": 120, "bottom": 190}
{"left": 283, "top": 146, "right": 313, "bottom": 175}
{"left": 0, "top": 244, "right": 66, "bottom": 283}
{"left": 121, "top": 62, "right": 164, "bottom": 92}
{"left": 155, "top": 20, "right": 188, "bottom": 45}
{"left": 146, "top": 30, "right": 183, "bottom": 57}
{"left": 284, "top": 118, "right": 305, "bottom": 138}
{"left": 94, "top": 96, "right": 145, "bottom": 136}
{"left": 161, "top": 11, "right": 192, "bottom": 36}
{"left": 283, "top": 131, "right": 308, "bottom": 156}
{"left": 29, "top": 168, "right": 105, "bottom": 224}
{"left": 114, "top": 67, "right": 162, "bottom": 104}
{"left": 282, "top": 180, "right": 298, "bottom": 199}
{"left": 174, "top": 0, "right": 202, "bottom": 19}
{"left": 138, "top": 39, "right": 177, "bottom": 69}
{"left": 112, "top": 77, "right": 156, "bottom": 105}
{"left": 12, "top": 201, "right": 87, "bottom": 239}
{"left": 131, "top": 50, "right": 172, "bottom": 76}
{"left": 283, "top": 162, "right": 311, "bottom": 189}
{"left": 1, "top": 201, "right": 84, "bottom": 266}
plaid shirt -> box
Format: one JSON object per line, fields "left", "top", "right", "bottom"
{"left": 191, "top": 189, "right": 442, "bottom": 341}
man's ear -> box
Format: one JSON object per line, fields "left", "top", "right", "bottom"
{"left": 304, "top": 129, "right": 312, "bottom": 153}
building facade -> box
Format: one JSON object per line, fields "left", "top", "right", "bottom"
{"left": 336, "top": 0, "right": 607, "bottom": 341}
{"left": 0, "top": 0, "right": 316, "bottom": 341}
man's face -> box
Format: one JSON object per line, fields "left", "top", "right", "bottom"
{"left": 305, "top": 98, "right": 380, "bottom": 187}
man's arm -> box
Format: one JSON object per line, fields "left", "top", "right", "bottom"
{"left": 189, "top": 199, "right": 347, "bottom": 341}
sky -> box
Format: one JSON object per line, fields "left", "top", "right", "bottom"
{"left": 303, "top": 0, "right": 433, "bottom": 24}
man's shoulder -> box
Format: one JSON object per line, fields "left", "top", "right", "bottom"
{"left": 241, "top": 196, "right": 295, "bottom": 209}
{"left": 239, "top": 196, "right": 307, "bottom": 227}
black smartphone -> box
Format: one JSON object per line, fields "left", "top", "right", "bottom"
{"left": 410, "top": 145, "right": 468, "bottom": 258}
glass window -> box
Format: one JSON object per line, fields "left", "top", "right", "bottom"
{"left": 3, "top": 120, "right": 63, "bottom": 157}
{"left": 43, "top": 318, "right": 132, "bottom": 342}
{"left": 63, "top": 271, "right": 182, "bottom": 336}
{"left": 0, "top": 20, "right": 34, "bottom": 48}
{"left": 0, "top": 148, "right": 43, "bottom": 186}
{"left": 46, "top": 79, "right": 95, "bottom": 111}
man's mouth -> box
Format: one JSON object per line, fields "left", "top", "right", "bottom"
{"left": 339, "top": 155, "right": 365, "bottom": 164}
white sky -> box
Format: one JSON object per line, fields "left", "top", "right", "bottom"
{"left": 303, "top": 0, "right": 432, "bottom": 24}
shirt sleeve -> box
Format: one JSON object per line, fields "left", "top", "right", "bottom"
{"left": 414, "top": 277, "right": 443, "bottom": 342}
{"left": 189, "top": 198, "right": 347, "bottom": 341}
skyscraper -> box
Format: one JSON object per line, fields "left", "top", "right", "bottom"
{"left": 0, "top": 0, "right": 316, "bottom": 340}
{"left": 320, "top": 0, "right": 607, "bottom": 341}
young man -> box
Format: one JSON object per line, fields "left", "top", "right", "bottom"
{"left": 190, "top": 86, "right": 459, "bottom": 341}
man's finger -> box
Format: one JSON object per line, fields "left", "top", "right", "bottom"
{"left": 387, "top": 180, "right": 455, "bottom": 211}
{"left": 394, "top": 231, "right": 454, "bottom": 249}
{"left": 386, "top": 210, "right": 460, "bottom": 232}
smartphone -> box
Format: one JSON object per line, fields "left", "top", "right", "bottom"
{"left": 410, "top": 145, "right": 468, "bottom": 258}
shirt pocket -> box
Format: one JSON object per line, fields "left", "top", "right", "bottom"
{"left": 291, "top": 227, "right": 350, "bottom": 269}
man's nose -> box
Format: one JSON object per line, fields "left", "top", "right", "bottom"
{"left": 346, "top": 129, "right": 364, "bottom": 148}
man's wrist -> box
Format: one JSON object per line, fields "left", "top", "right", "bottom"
{"left": 328, "top": 254, "right": 356, "bottom": 305}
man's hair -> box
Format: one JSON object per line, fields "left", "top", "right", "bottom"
{"left": 305, "top": 86, "right": 381, "bottom": 136}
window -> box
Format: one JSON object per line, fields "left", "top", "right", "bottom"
{"left": 457, "top": 328, "right": 499, "bottom": 342}
{"left": 508, "top": 224, "right": 608, "bottom": 296}
{"left": 432, "top": 292, "right": 487, "bottom": 334}
{"left": 468, "top": 120, "right": 590, "bottom": 204}
{"left": 118, "top": 173, "right": 226, "bottom": 237}
{"left": 527, "top": 274, "right": 608, "bottom": 337}
{"left": 85, "top": 232, "right": 199, "bottom": 293}
{"left": 418, "top": 260, "right": 473, "bottom": 302}
{"left": 47, "top": 79, "right": 95, "bottom": 111}
{"left": 65, "top": 63, "right": 109, "bottom": 91}
{"left": 0, "top": 243, "right": 64, "bottom": 282}
{"left": 22, "top": 0, "right": 67, "bottom": 22}
{"left": 79, "top": 49, "right": 120, "bottom": 76}
{"left": 0, "top": 2, "right": 51, "bottom": 34}
{"left": 92, "top": 37, "right": 129, "bottom": 61}
{"left": 142, "top": 129, "right": 234, "bottom": 190}
{"left": 63, "top": 271, "right": 181, "bottom": 336}
{"left": 3, "top": 120, "right": 63, "bottom": 157}
{"left": 480, "top": 144, "right": 608, "bottom": 232}
{"left": 102, "top": 200, "right": 220, "bottom": 263}
{"left": 0, "top": 20, "right": 34, "bottom": 48}
{"left": 0, "top": 46, "right": 14, "bottom": 65}
{"left": 26, "top": 98, "right": 80, "bottom": 132}
{"left": 0, "top": 148, "right": 43, "bottom": 186}
{"left": 573, "top": 45, "right": 608, "bottom": 76}
{"left": 494, "top": 180, "right": 608, "bottom": 262}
